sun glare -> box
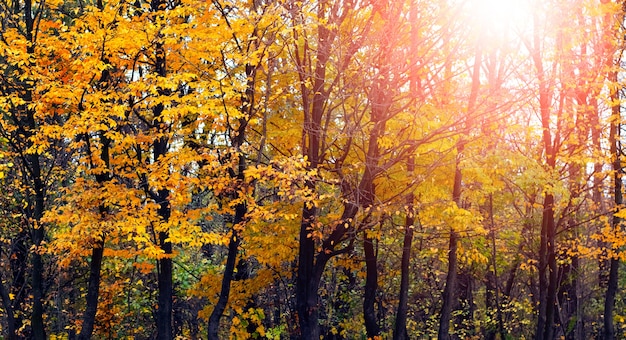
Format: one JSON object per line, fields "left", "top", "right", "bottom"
{"left": 469, "top": 0, "right": 533, "bottom": 37}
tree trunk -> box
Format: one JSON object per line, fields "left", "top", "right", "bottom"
{"left": 536, "top": 188, "right": 557, "bottom": 340}
{"left": 208, "top": 149, "right": 247, "bottom": 338}
{"left": 155, "top": 178, "right": 173, "bottom": 340}
{"left": 603, "top": 70, "right": 621, "bottom": 340}
{"left": 438, "top": 229, "right": 459, "bottom": 340}
{"left": 530, "top": 5, "right": 561, "bottom": 337}
{"left": 438, "top": 151, "right": 462, "bottom": 340}
{"left": 208, "top": 229, "right": 241, "bottom": 339}
{"left": 151, "top": 0, "right": 173, "bottom": 336}
{"left": 394, "top": 183, "right": 415, "bottom": 340}
{"left": 0, "top": 273, "right": 17, "bottom": 340}
{"left": 363, "top": 234, "right": 380, "bottom": 338}
{"left": 77, "top": 40, "right": 112, "bottom": 337}
{"left": 6, "top": 232, "right": 27, "bottom": 339}
{"left": 23, "top": 0, "right": 46, "bottom": 336}
{"left": 31, "top": 209, "right": 46, "bottom": 340}
{"left": 486, "top": 195, "right": 505, "bottom": 340}
{"left": 603, "top": 258, "right": 619, "bottom": 340}
{"left": 77, "top": 242, "right": 104, "bottom": 340}
{"left": 296, "top": 204, "right": 321, "bottom": 340}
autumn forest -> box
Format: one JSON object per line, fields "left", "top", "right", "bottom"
{"left": 3, "top": 0, "right": 626, "bottom": 338}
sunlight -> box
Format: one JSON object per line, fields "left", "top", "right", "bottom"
{"left": 469, "top": 0, "right": 533, "bottom": 38}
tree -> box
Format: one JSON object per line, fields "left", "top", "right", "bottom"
{"left": 0, "top": 0, "right": 74, "bottom": 337}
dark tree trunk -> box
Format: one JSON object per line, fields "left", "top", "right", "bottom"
{"left": 438, "top": 229, "right": 459, "bottom": 340}
{"left": 603, "top": 258, "right": 619, "bottom": 340}
{"left": 438, "top": 28, "right": 483, "bottom": 338}
{"left": 363, "top": 234, "right": 380, "bottom": 338}
{"left": 536, "top": 174, "right": 557, "bottom": 340}
{"left": 207, "top": 229, "right": 241, "bottom": 339}
{"left": 22, "top": 0, "right": 46, "bottom": 337}
{"left": 6, "top": 232, "right": 27, "bottom": 339}
{"left": 208, "top": 151, "right": 246, "bottom": 338}
{"left": 77, "top": 242, "right": 104, "bottom": 340}
{"left": 559, "top": 257, "right": 580, "bottom": 340}
{"left": 531, "top": 8, "right": 558, "bottom": 337}
{"left": 207, "top": 21, "right": 256, "bottom": 331}
{"left": 77, "top": 27, "right": 112, "bottom": 335}
{"left": 156, "top": 200, "right": 173, "bottom": 340}
{"left": 30, "top": 184, "right": 46, "bottom": 340}
{"left": 296, "top": 204, "right": 321, "bottom": 340}
{"left": 484, "top": 195, "right": 505, "bottom": 340}
{"left": 438, "top": 150, "right": 462, "bottom": 340}
{"left": 154, "top": 127, "right": 173, "bottom": 337}
{"left": 394, "top": 177, "right": 415, "bottom": 340}
{"left": 603, "top": 70, "right": 621, "bottom": 340}
{"left": 292, "top": 2, "right": 372, "bottom": 338}
{"left": 0, "top": 274, "right": 17, "bottom": 340}
{"left": 484, "top": 270, "right": 497, "bottom": 340}
{"left": 294, "top": 7, "right": 328, "bottom": 335}
{"left": 150, "top": 0, "right": 173, "bottom": 337}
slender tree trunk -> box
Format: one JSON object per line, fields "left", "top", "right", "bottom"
{"left": 6, "top": 231, "right": 27, "bottom": 339}
{"left": 543, "top": 198, "right": 558, "bottom": 340}
{"left": 363, "top": 234, "right": 380, "bottom": 338}
{"left": 0, "top": 274, "right": 17, "bottom": 340}
{"left": 296, "top": 204, "right": 321, "bottom": 340}
{"left": 394, "top": 166, "right": 415, "bottom": 340}
{"left": 603, "top": 70, "right": 621, "bottom": 340}
{"left": 26, "top": 82, "right": 46, "bottom": 340}
{"left": 294, "top": 9, "right": 327, "bottom": 334}
{"left": 30, "top": 174, "right": 46, "bottom": 340}
{"left": 208, "top": 147, "right": 247, "bottom": 338}
{"left": 76, "top": 147, "right": 109, "bottom": 339}
{"left": 439, "top": 29, "right": 482, "bottom": 339}
{"left": 156, "top": 201, "right": 173, "bottom": 340}
{"left": 487, "top": 195, "right": 505, "bottom": 340}
{"left": 361, "top": 120, "right": 387, "bottom": 340}
{"left": 208, "top": 229, "right": 241, "bottom": 339}
{"left": 77, "top": 27, "right": 112, "bottom": 334}
{"left": 438, "top": 153, "right": 462, "bottom": 340}
{"left": 439, "top": 229, "right": 459, "bottom": 340}
{"left": 531, "top": 8, "right": 558, "bottom": 337}
{"left": 292, "top": 2, "right": 373, "bottom": 337}
{"left": 77, "top": 242, "right": 104, "bottom": 340}
{"left": 150, "top": 0, "right": 173, "bottom": 336}
{"left": 603, "top": 258, "right": 619, "bottom": 340}
{"left": 23, "top": 0, "right": 46, "bottom": 337}
{"left": 206, "top": 23, "right": 257, "bottom": 330}
{"left": 153, "top": 46, "right": 173, "bottom": 340}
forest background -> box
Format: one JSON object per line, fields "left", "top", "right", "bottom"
{"left": 1, "top": 0, "right": 626, "bottom": 339}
